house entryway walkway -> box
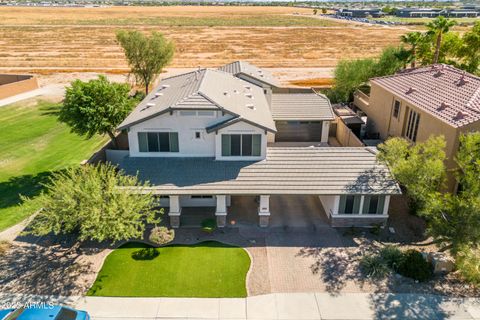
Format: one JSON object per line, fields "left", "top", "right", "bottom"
{"left": 1, "top": 292, "right": 479, "bottom": 320}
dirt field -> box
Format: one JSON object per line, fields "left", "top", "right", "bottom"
{"left": 0, "top": 6, "right": 408, "bottom": 73}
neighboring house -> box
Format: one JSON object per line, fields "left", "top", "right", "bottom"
{"left": 335, "top": 8, "right": 385, "bottom": 18}
{"left": 395, "top": 7, "right": 478, "bottom": 18}
{"left": 354, "top": 64, "right": 480, "bottom": 191}
{"left": 114, "top": 61, "right": 400, "bottom": 228}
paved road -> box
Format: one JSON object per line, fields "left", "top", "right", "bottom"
{"left": 1, "top": 292, "right": 479, "bottom": 320}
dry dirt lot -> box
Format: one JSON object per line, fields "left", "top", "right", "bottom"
{"left": 0, "top": 6, "right": 408, "bottom": 74}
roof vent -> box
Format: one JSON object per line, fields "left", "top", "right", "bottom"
{"left": 161, "top": 84, "right": 170, "bottom": 89}
{"left": 223, "top": 91, "right": 229, "bottom": 96}
{"left": 244, "top": 85, "right": 251, "bottom": 90}
{"left": 437, "top": 102, "right": 449, "bottom": 111}
{"left": 458, "top": 75, "right": 469, "bottom": 86}
{"left": 155, "top": 92, "right": 164, "bottom": 97}
{"left": 245, "top": 93, "right": 253, "bottom": 99}
{"left": 246, "top": 104, "right": 256, "bottom": 110}
{"left": 146, "top": 102, "right": 155, "bottom": 107}
{"left": 454, "top": 111, "right": 466, "bottom": 120}
{"left": 233, "top": 89, "right": 239, "bottom": 94}
{"left": 406, "top": 87, "right": 416, "bottom": 94}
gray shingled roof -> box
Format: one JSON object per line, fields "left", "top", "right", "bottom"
{"left": 218, "top": 61, "right": 281, "bottom": 88}
{"left": 118, "top": 69, "right": 276, "bottom": 132}
{"left": 271, "top": 93, "right": 336, "bottom": 121}
{"left": 371, "top": 64, "right": 480, "bottom": 128}
{"left": 118, "top": 147, "right": 400, "bottom": 195}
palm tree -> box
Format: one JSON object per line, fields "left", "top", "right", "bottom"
{"left": 394, "top": 46, "right": 414, "bottom": 69}
{"left": 426, "top": 16, "right": 457, "bottom": 64}
{"left": 400, "top": 31, "right": 424, "bottom": 68}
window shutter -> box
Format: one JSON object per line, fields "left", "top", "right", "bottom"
{"left": 169, "top": 132, "right": 179, "bottom": 152}
{"left": 222, "top": 135, "right": 231, "bottom": 156}
{"left": 138, "top": 132, "right": 148, "bottom": 152}
{"left": 252, "top": 134, "right": 261, "bottom": 156}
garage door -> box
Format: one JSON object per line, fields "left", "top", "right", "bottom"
{"left": 275, "top": 121, "right": 322, "bottom": 142}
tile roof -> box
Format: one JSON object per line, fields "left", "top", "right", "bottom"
{"left": 371, "top": 64, "right": 480, "bottom": 128}
{"left": 218, "top": 61, "right": 282, "bottom": 88}
{"left": 118, "top": 68, "right": 276, "bottom": 132}
{"left": 118, "top": 147, "right": 400, "bottom": 195}
{"left": 271, "top": 93, "right": 336, "bottom": 121}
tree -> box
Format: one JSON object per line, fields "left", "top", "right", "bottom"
{"left": 400, "top": 31, "right": 424, "bottom": 68}
{"left": 373, "top": 46, "right": 408, "bottom": 75}
{"left": 328, "top": 58, "right": 376, "bottom": 102}
{"left": 26, "top": 163, "right": 160, "bottom": 244}
{"left": 377, "top": 136, "right": 446, "bottom": 213}
{"left": 426, "top": 16, "right": 457, "bottom": 64}
{"left": 321, "top": 8, "right": 327, "bottom": 14}
{"left": 60, "top": 76, "right": 135, "bottom": 149}
{"left": 393, "top": 46, "right": 413, "bottom": 69}
{"left": 116, "top": 30, "right": 175, "bottom": 94}
{"left": 457, "top": 21, "right": 480, "bottom": 75}
{"left": 313, "top": 8, "right": 317, "bottom": 15}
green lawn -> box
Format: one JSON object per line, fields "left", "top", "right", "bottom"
{"left": 0, "top": 100, "right": 108, "bottom": 231}
{"left": 88, "top": 241, "right": 251, "bottom": 297}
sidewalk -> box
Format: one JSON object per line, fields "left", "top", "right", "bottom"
{"left": 2, "top": 292, "right": 479, "bottom": 320}
{"left": 0, "top": 84, "right": 64, "bottom": 107}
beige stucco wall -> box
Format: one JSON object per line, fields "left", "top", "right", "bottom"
{"left": 365, "top": 82, "right": 480, "bottom": 192}
{"left": 335, "top": 117, "right": 364, "bottom": 147}
{"left": 0, "top": 75, "right": 39, "bottom": 100}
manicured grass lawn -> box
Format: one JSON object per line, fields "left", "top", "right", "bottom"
{"left": 0, "top": 100, "right": 108, "bottom": 231}
{"left": 88, "top": 241, "right": 251, "bottom": 297}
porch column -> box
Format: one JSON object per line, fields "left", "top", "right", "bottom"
{"left": 215, "top": 195, "right": 227, "bottom": 228}
{"left": 169, "top": 195, "right": 181, "bottom": 228}
{"left": 321, "top": 121, "right": 330, "bottom": 143}
{"left": 258, "top": 195, "right": 270, "bottom": 227}
{"left": 383, "top": 195, "right": 391, "bottom": 215}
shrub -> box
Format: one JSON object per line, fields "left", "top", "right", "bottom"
{"left": 131, "top": 247, "right": 159, "bottom": 260}
{"left": 456, "top": 246, "right": 480, "bottom": 286}
{"left": 379, "top": 245, "right": 404, "bottom": 271}
{"left": 398, "top": 249, "right": 433, "bottom": 282}
{"left": 201, "top": 218, "right": 216, "bottom": 233}
{"left": 0, "top": 240, "right": 11, "bottom": 256}
{"left": 149, "top": 226, "right": 174, "bottom": 245}
{"left": 360, "top": 254, "right": 390, "bottom": 279}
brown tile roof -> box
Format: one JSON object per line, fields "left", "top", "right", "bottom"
{"left": 371, "top": 64, "right": 480, "bottom": 128}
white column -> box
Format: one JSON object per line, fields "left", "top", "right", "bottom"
{"left": 258, "top": 195, "right": 270, "bottom": 227}
{"left": 383, "top": 195, "right": 391, "bottom": 215}
{"left": 215, "top": 195, "right": 227, "bottom": 227}
{"left": 169, "top": 195, "right": 181, "bottom": 228}
{"left": 321, "top": 121, "right": 330, "bottom": 143}
{"left": 359, "top": 195, "right": 365, "bottom": 215}
{"left": 332, "top": 195, "right": 340, "bottom": 216}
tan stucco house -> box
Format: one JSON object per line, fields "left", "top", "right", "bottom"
{"left": 354, "top": 64, "right": 480, "bottom": 191}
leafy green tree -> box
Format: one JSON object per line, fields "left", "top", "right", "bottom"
{"left": 400, "top": 31, "right": 424, "bottom": 68}
{"left": 27, "top": 164, "right": 160, "bottom": 244}
{"left": 373, "top": 46, "right": 408, "bottom": 74}
{"left": 426, "top": 16, "right": 457, "bottom": 64}
{"left": 377, "top": 136, "right": 446, "bottom": 213}
{"left": 116, "top": 30, "right": 175, "bottom": 94}
{"left": 328, "top": 58, "right": 376, "bottom": 102}
{"left": 457, "top": 21, "right": 480, "bottom": 75}
{"left": 60, "top": 76, "right": 135, "bottom": 149}
{"left": 321, "top": 8, "right": 327, "bottom": 14}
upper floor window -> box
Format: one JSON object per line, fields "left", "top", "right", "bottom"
{"left": 362, "top": 195, "right": 385, "bottom": 214}
{"left": 138, "top": 132, "right": 179, "bottom": 152}
{"left": 404, "top": 109, "right": 420, "bottom": 142}
{"left": 221, "top": 134, "right": 261, "bottom": 157}
{"left": 393, "top": 100, "right": 401, "bottom": 118}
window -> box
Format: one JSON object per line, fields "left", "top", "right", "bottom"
{"left": 338, "top": 195, "right": 361, "bottom": 214}
{"left": 191, "top": 195, "right": 213, "bottom": 199}
{"left": 179, "top": 110, "right": 215, "bottom": 117}
{"left": 138, "top": 132, "right": 179, "bottom": 152}
{"left": 404, "top": 109, "right": 420, "bottom": 142}
{"left": 195, "top": 131, "right": 201, "bottom": 139}
{"left": 198, "top": 110, "right": 215, "bottom": 117}
{"left": 221, "top": 134, "right": 261, "bottom": 157}
{"left": 393, "top": 100, "right": 401, "bottom": 118}
{"left": 362, "top": 195, "right": 386, "bottom": 214}
{"left": 179, "top": 110, "right": 196, "bottom": 116}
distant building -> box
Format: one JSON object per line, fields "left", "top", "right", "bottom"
{"left": 396, "top": 7, "right": 478, "bottom": 18}
{"left": 335, "top": 8, "right": 385, "bottom": 18}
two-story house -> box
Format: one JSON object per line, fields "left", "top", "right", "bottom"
{"left": 113, "top": 62, "right": 400, "bottom": 228}
{"left": 354, "top": 64, "right": 480, "bottom": 192}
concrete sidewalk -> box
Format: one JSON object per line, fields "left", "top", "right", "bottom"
{"left": 0, "top": 84, "right": 64, "bottom": 107}
{"left": 3, "top": 292, "right": 478, "bottom": 320}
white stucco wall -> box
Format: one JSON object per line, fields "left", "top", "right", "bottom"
{"left": 215, "top": 120, "right": 268, "bottom": 160}
{"left": 319, "top": 195, "right": 339, "bottom": 218}
{"left": 157, "top": 195, "right": 231, "bottom": 207}
{"left": 127, "top": 110, "right": 233, "bottom": 157}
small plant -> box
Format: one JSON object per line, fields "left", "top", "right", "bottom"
{"left": 201, "top": 218, "right": 216, "bottom": 233}
{"left": 398, "top": 249, "right": 433, "bottom": 282}
{"left": 379, "top": 245, "right": 404, "bottom": 271}
{"left": 369, "top": 223, "right": 383, "bottom": 236}
{"left": 149, "top": 226, "right": 174, "bottom": 245}
{"left": 456, "top": 246, "right": 480, "bottom": 286}
{"left": 360, "top": 254, "right": 390, "bottom": 279}
{"left": 131, "top": 247, "right": 159, "bottom": 260}
{"left": 0, "top": 240, "right": 11, "bottom": 256}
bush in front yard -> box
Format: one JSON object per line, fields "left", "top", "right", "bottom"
{"left": 360, "top": 254, "right": 390, "bottom": 279}
{"left": 379, "top": 245, "right": 404, "bottom": 272}
{"left": 201, "top": 218, "right": 216, "bottom": 233}
{"left": 398, "top": 249, "right": 433, "bottom": 282}
{"left": 456, "top": 245, "right": 480, "bottom": 286}
{"left": 149, "top": 226, "right": 175, "bottom": 245}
